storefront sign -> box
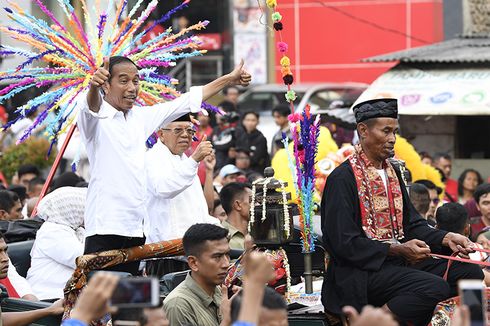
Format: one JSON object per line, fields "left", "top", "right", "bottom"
{"left": 356, "top": 67, "right": 490, "bottom": 115}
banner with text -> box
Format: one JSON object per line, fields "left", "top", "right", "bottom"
{"left": 355, "top": 67, "right": 490, "bottom": 115}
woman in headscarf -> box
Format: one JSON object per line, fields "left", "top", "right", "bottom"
{"left": 26, "top": 186, "right": 86, "bottom": 300}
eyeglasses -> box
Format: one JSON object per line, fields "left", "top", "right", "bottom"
{"left": 161, "top": 127, "right": 196, "bottom": 137}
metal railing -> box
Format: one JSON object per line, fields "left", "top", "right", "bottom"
{"left": 169, "top": 55, "right": 223, "bottom": 92}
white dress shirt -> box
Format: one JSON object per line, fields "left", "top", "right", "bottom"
{"left": 145, "top": 141, "right": 218, "bottom": 243}
{"left": 376, "top": 169, "right": 388, "bottom": 192}
{"left": 77, "top": 86, "right": 203, "bottom": 237}
{"left": 8, "top": 260, "right": 34, "bottom": 298}
{"left": 26, "top": 222, "right": 84, "bottom": 300}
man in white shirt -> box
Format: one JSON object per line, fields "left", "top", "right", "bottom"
{"left": 145, "top": 114, "right": 219, "bottom": 276}
{"left": 78, "top": 56, "right": 251, "bottom": 274}
{"left": 8, "top": 260, "right": 38, "bottom": 301}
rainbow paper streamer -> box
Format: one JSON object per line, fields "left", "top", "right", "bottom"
{"left": 264, "top": 0, "right": 318, "bottom": 253}
{"left": 284, "top": 105, "right": 320, "bottom": 253}
{"left": 0, "top": 0, "right": 219, "bottom": 157}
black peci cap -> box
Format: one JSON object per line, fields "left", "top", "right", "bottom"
{"left": 353, "top": 98, "right": 398, "bottom": 124}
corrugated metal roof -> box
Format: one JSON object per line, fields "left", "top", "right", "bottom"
{"left": 364, "top": 34, "right": 490, "bottom": 63}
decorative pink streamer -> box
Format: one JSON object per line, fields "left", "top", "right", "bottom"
{"left": 0, "top": 78, "right": 35, "bottom": 96}
{"left": 33, "top": 0, "right": 67, "bottom": 32}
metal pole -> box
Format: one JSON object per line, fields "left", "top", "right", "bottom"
{"left": 185, "top": 59, "right": 192, "bottom": 92}
{"left": 304, "top": 252, "right": 313, "bottom": 294}
{"left": 30, "top": 124, "right": 77, "bottom": 217}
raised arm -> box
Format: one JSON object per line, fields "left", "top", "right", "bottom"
{"left": 86, "top": 57, "right": 110, "bottom": 113}
{"left": 142, "top": 60, "right": 251, "bottom": 137}
{"left": 235, "top": 251, "right": 275, "bottom": 325}
{"left": 202, "top": 59, "right": 251, "bottom": 102}
{"left": 146, "top": 138, "right": 213, "bottom": 198}
{"left": 203, "top": 149, "right": 217, "bottom": 212}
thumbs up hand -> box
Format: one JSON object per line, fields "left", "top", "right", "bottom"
{"left": 228, "top": 59, "right": 251, "bottom": 87}
{"left": 191, "top": 134, "right": 214, "bottom": 163}
{"left": 90, "top": 57, "right": 111, "bottom": 88}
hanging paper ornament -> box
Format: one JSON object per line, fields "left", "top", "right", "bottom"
{"left": 273, "top": 22, "right": 283, "bottom": 31}
{"left": 272, "top": 12, "right": 282, "bottom": 22}
{"left": 277, "top": 42, "right": 288, "bottom": 53}
{"left": 285, "top": 90, "right": 297, "bottom": 103}
{"left": 281, "top": 66, "right": 292, "bottom": 75}
{"left": 281, "top": 66, "right": 293, "bottom": 85}
{"left": 263, "top": 0, "right": 320, "bottom": 255}
{"left": 280, "top": 56, "right": 291, "bottom": 67}
{"left": 283, "top": 74, "right": 293, "bottom": 85}
{"left": 266, "top": 0, "right": 278, "bottom": 8}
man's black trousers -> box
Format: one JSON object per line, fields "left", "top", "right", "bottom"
{"left": 367, "top": 257, "right": 483, "bottom": 326}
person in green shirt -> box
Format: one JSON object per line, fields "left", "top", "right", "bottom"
{"left": 219, "top": 183, "right": 252, "bottom": 250}
{"left": 164, "top": 223, "right": 233, "bottom": 326}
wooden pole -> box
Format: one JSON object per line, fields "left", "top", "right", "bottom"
{"left": 30, "top": 124, "right": 77, "bottom": 217}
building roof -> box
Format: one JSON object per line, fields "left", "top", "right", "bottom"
{"left": 364, "top": 34, "right": 490, "bottom": 63}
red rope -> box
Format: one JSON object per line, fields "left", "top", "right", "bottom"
{"left": 430, "top": 247, "right": 490, "bottom": 281}
{"left": 430, "top": 253, "right": 490, "bottom": 267}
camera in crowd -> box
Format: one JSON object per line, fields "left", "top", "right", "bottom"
{"left": 222, "top": 112, "right": 240, "bottom": 124}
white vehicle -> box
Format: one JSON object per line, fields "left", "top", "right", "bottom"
{"left": 237, "top": 83, "right": 367, "bottom": 152}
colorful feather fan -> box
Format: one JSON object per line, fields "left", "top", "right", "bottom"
{"left": 0, "top": 0, "right": 219, "bottom": 151}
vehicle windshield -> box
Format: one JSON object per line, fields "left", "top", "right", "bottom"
{"left": 308, "top": 88, "right": 365, "bottom": 109}
{"left": 238, "top": 91, "right": 306, "bottom": 112}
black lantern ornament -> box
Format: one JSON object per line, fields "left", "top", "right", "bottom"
{"left": 248, "top": 167, "right": 293, "bottom": 246}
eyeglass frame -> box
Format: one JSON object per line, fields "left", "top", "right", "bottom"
{"left": 160, "top": 127, "right": 196, "bottom": 137}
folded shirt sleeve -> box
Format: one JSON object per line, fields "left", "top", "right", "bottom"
{"left": 141, "top": 86, "right": 203, "bottom": 138}
{"left": 76, "top": 91, "right": 108, "bottom": 143}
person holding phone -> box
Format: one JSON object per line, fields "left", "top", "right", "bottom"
{"left": 78, "top": 56, "right": 251, "bottom": 275}
{"left": 62, "top": 272, "right": 170, "bottom": 326}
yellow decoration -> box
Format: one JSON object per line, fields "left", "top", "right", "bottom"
{"left": 272, "top": 126, "right": 338, "bottom": 201}
{"left": 394, "top": 135, "right": 443, "bottom": 188}
{"left": 266, "top": 0, "right": 277, "bottom": 8}
{"left": 280, "top": 56, "right": 290, "bottom": 67}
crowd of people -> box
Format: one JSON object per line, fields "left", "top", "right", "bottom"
{"left": 409, "top": 152, "right": 490, "bottom": 242}
{"left": 0, "top": 55, "right": 487, "bottom": 326}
